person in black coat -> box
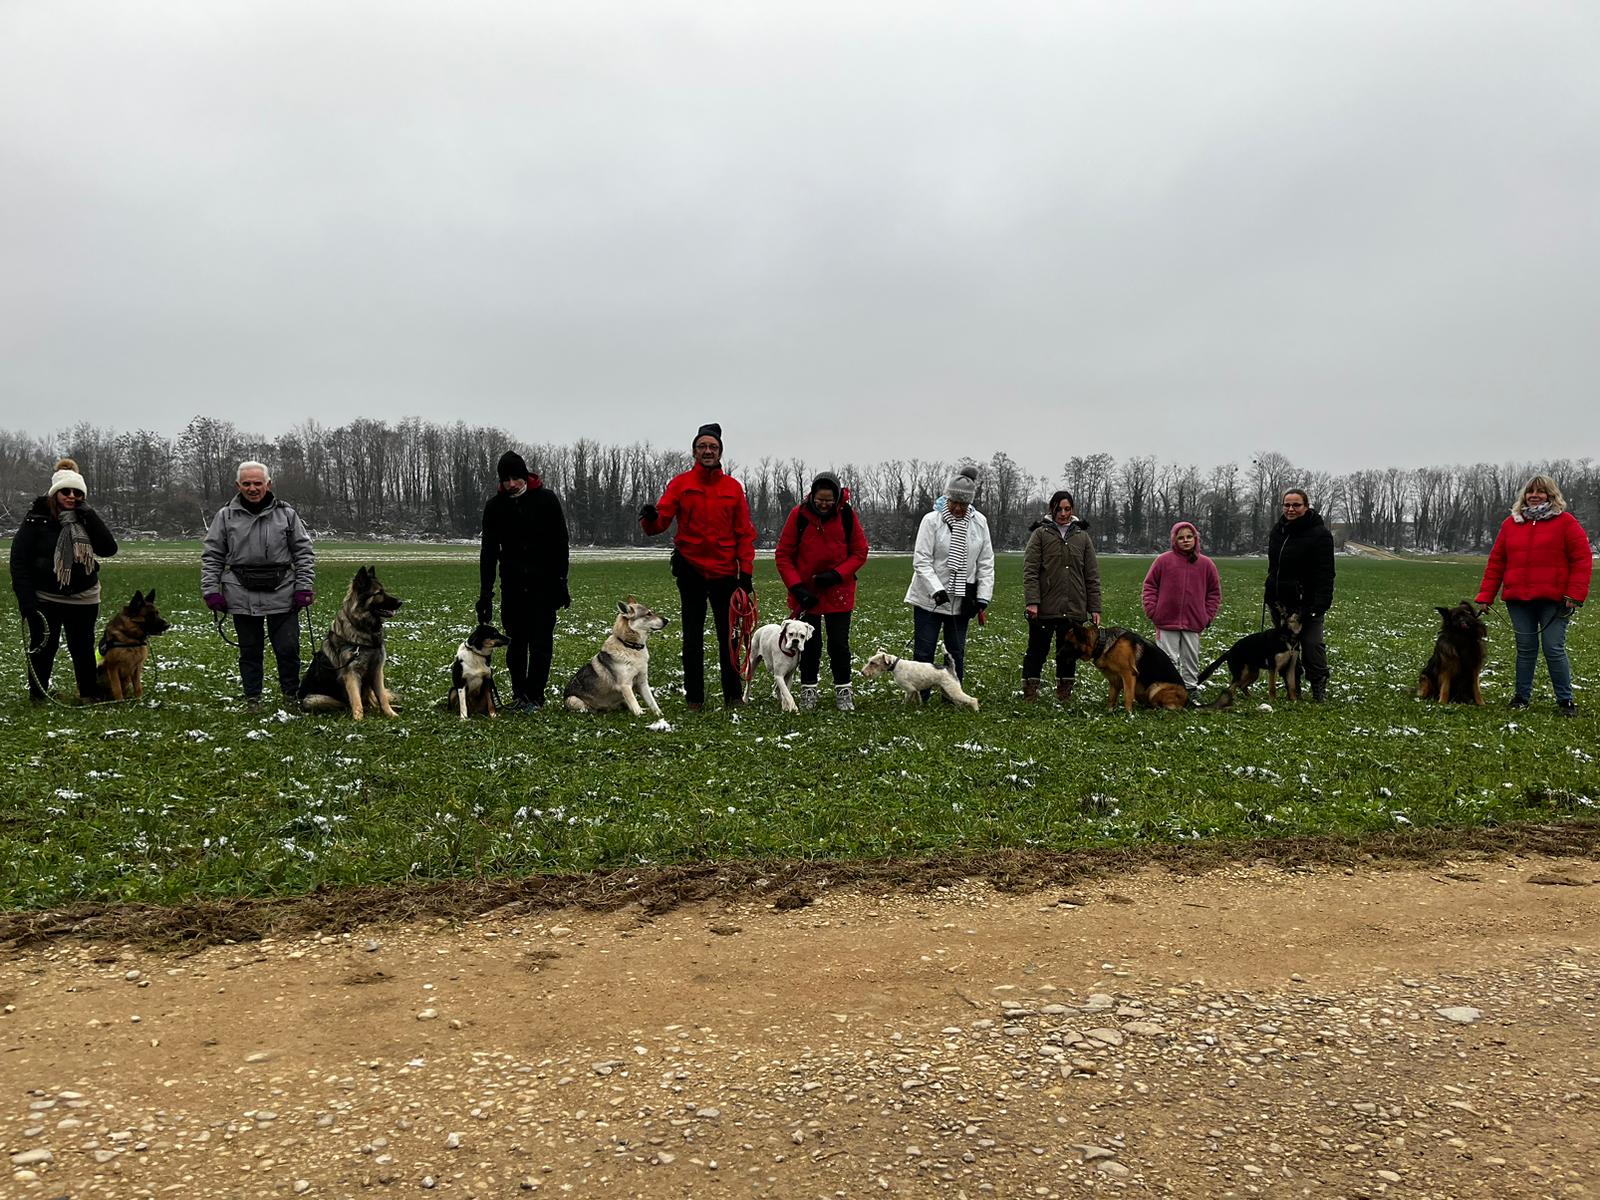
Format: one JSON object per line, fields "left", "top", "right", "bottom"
{"left": 1264, "top": 487, "right": 1336, "bottom": 701}
{"left": 9, "top": 458, "right": 119, "bottom": 702}
{"left": 477, "top": 451, "right": 570, "bottom": 711}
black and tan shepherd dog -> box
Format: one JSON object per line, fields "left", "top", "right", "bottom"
{"left": 1064, "top": 622, "right": 1189, "bottom": 713}
{"left": 298, "top": 566, "right": 404, "bottom": 719}
{"left": 1196, "top": 611, "right": 1303, "bottom": 709}
{"left": 1417, "top": 600, "right": 1487, "bottom": 705}
{"left": 95, "top": 589, "right": 170, "bottom": 700}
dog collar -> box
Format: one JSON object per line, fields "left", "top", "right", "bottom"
{"left": 618, "top": 635, "right": 644, "bottom": 650}
{"left": 781, "top": 644, "right": 799, "bottom": 658}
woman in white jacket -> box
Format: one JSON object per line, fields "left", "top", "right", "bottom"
{"left": 904, "top": 469, "right": 995, "bottom": 685}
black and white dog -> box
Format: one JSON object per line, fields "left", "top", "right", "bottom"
{"left": 744, "top": 618, "right": 815, "bottom": 713}
{"left": 441, "top": 623, "right": 510, "bottom": 719}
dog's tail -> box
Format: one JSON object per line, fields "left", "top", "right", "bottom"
{"left": 1195, "top": 652, "right": 1229, "bottom": 686}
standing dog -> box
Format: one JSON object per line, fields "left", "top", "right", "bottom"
{"left": 440, "top": 623, "right": 510, "bottom": 719}
{"left": 1194, "top": 613, "right": 1303, "bottom": 708}
{"left": 1417, "top": 601, "right": 1487, "bottom": 705}
{"left": 564, "top": 598, "right": 669, "bottom": 716}
{"left": 861, "top": 649, "right": 980, "bottom": 711}
{"left": 1065, "top": 623, "right": 1189, "bottom": 712}
{"left": 95, "top": 589, "right": 170, "bottom": 700}
{"left": 298, "top": 566, "right": 405, "bottom": 719}
{"left": 745, "top": 618, "right": 815, "bottom": 712}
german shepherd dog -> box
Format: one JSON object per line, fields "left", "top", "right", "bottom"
{"left": 564, "top": 598, "right": 669, "bottom": 717}
{"left": 1417, "top": 601, "right": 1487, "bottom": 705}
{"left": 440, "top": 623, "right": 511, "bottom": 719}
{"left": 95, "top": 589, "right": 170, "bottom": 700}
{"left": 1196, "top": 612, "right": 1303, "bottom": 708}
{"left": 1064, "top": 623, "right": 1189, "bottom": 713}
{"left": 298, "top": 566, "right": 404, "bottom": 719}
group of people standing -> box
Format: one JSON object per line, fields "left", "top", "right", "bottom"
{"left": 8, "top": 440, "right": 1590, "bottom": 718}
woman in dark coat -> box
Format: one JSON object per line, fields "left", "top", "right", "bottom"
{"left": 1264, "top": 488, "right": 1335, "bottom": 701}
{"left": 477, "top": 451, "right": 571, "bottom": 711}
{"left": 9, "top": 458, "right": 119, "bottom": 701}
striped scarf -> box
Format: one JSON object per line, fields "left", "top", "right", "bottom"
{"left": 54, "top": 510, "right": 97, "bottom": 589}
{"left": 943, "top": 511, "right": 970, "bottom": 589}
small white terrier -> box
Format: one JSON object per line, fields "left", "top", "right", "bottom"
{"left": 745, "top": 618, "right": 815, "bottom": 713}
{"left": 861, "top": 649, "right": 980, "bottom": 711}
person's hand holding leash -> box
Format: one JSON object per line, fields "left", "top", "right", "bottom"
{"left": 932, "top": 589, "right": 950, "bottom": 608}
{"left": 475, "top": 596, "right": 493, "bottom": 625}
{"left": 789, "top": 583, "right": 818, "bottom": 612}
{"left": 293, "top": 590, "right": 315, "bottom": 610}
{"left": 204, "top": 592, "right": 228, "bottom": 613}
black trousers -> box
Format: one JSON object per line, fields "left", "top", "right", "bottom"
{"left": 800, "top": 611, "right": 854, "bottom": 686}
{"left": 234, "top": 610, "right": 302, "bottom": 699}
{"left": 1021, "top": 617, "right": 1081, "bottom": 681}
{"left": 676, "top": 571, "right": 742, "bottom": 704}
{"left": 502, "top": 601, "right": 558, "bottom": 706}
{"left": 25, "top": 601, "right": 99, "bottom": 700}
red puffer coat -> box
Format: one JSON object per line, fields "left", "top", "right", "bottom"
{"left": 641, "top": 464, "right": 757, "bottom": 579}
{"left": 1475, "top": 510, "right": 1593, "bottom": 605}
{"left": 775, "top": 501, "right": 870, "bottom": 614}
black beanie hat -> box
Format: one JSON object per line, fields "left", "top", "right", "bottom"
{"left": 497, "top": 451, "right": 529, "bottom": 482}
{"left": 694, "top": 423, "right": 723, "bottom": 450}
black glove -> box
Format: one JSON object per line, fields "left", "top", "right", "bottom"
{"left": 737, "top": 572, "right": 754, "bottom": 595}
{"left": 813, "top": 568, "right": 843, "bottom": 590}
{"left": 17, "top": 597, "right": 39, "bottom": 621}
{"left": 960, "top": 595, "right": 979, "bottom": 618}
{"left": 475, "top": 596, "right": 493, "bottom": 625}
{"left": 639, "top": 504, "right": 658, "bottom": 524}
{"left": 932, "top": 589, "right": 951, "bottom": 607}
{"left": 789, "top": 583, "right": 819, "bottom": 611}
{"left": 558, "top": 581, "right": 572, "bottom": 610}
{"left": 977, "top": 598, "right": 988, "bottom": 611}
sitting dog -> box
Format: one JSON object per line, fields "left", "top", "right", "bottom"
{"left": 439, "top": 623, "right": 510, "bottom": 719}
{"left": 745, "top": 618, "right": 815, "bottom": 712}
{"left": 1194, "top": 612, "right": 1303, "bottom": 709}
{"left": 95, "top": 589, "right": 170, "bottom": 700}
{"left": 564, "top": 598, "right": 669, "bottom": 716}
{"left": 1065, "top": 622, "right": 1189, "bottom": 713}
{"left": 861, "top": 649, "right": 980, "bottom": 711}
{"left": 1417, "top": 600, "right": 1487, "bottom": 705}
{"left": 298, "top": 566, "right": 405, "bottom": 719}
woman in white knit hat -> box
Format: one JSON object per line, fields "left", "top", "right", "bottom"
{"left": 8, "top": 457, "right": 120, "bottom": 701}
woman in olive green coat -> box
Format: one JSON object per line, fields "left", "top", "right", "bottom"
{"left": 1021, "top": 490, "right": 1101, "bottom": 702}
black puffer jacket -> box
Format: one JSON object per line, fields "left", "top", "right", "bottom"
{"left": 478, "top": 482, "right": 571, "bottom": 611}
{"left": 1265, "top": 508, "right": 1335, "bottom": 616}
{"left": 9, "top": 496, "right": 119, "bottom": 606}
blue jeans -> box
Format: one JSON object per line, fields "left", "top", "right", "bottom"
{"left": 913, "top": 606, "right": 971, "bottom": 680}
{"left": 1505, "top": 599, "right": 1573, "bottom": 703}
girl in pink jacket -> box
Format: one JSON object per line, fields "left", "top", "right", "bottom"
{"left": 1142, "top": 521, "right": 1221, "bottom": 689}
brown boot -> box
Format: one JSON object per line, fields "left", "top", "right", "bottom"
{"left": 1022, "top": 677, "right": 1041, "bottom": 703}
{"left": 1056, "top": 678, "right": 1075, "bottom": 704}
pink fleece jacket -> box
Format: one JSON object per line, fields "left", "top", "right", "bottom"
{"left": 1142, "top": 522, "right": 1221, "bottom": 632}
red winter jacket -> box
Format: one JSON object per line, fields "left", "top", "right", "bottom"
{"left": 775, "top": 501, "right": 870, "bottom": 614}
{"left": 1142, "top": 522, "right": 1221, "bottom": 632}
{"left": 641, "top": 464, "right": 757, "bottom": 579}
{"left": 1476, "top": 510, "right": 1593, "bottom": 605}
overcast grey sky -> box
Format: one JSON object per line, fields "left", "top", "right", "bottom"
{"left": 1, "top": 1, "right": 1595, "bottom": 476}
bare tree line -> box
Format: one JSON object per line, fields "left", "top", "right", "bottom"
{"left": 0, "top": 417, "right": 1594, "bottom": 555}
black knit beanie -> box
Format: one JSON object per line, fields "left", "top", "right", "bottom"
{"left": 694, "top": 423, "right": 723, "bottom": 450}
{"left": 497, "top": 451, "right": 529, "bottom": 482}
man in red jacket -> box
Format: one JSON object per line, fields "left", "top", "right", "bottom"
{"left": 640, "top": 423, "right": 758, "bottom": 710}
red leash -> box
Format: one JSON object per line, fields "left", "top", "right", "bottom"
{"left": 729, "top": 587, "right": 758, "bottom": 684}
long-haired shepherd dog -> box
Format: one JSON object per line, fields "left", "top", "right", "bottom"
{"left": 1064, "top": 622, "right": 1189, "bottom": 713}
{"left": 1195, "top": 611, "right": 1303, "bottom": 709}
{"left": 298, "top": 566, "right": 404, "bottom": 719}
{"left": 95, "top": 589, "right": 170, "bottom": 700}
{"left": 564, "top": 598, "right": 669, "bottom": 717}
{"left": 1417, "top": 600, "right": 1487, "bottom": 705}
{"left": 439, "top": 623, "right": 510, "bottom": 719}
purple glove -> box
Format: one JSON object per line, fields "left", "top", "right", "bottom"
{"left": 204, "top": 592, "right": 227, "bottom": 613}
{"left": 293, "top": 589, "right": 315, "bottom": 610}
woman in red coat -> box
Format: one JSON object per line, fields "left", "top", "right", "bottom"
{"left": 775, "top": 472, "right": 870, "bottom": 711}
{"left": 1475, "top": 474, "right": 1592, "bottom": 716}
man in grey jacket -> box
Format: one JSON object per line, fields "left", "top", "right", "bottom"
{"left": 201, "top": 461, "right": 316, "bottom": 705}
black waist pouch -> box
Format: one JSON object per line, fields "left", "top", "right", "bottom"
{"left": 232, "top": 564, "right": 289, "bottom": 591}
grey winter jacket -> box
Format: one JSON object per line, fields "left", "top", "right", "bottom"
{"left": 1023, "top": 519, "right": 1100, "bottom": 620}
{"left": 200, "top": 494, "right": 315, "bottom": 617}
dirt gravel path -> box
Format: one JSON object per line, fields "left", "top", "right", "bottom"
{"left": 3, "top": 855, "right": 1598, "bottom": 1198}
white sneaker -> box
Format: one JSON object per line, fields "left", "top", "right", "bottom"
{"left": 835, "top": 685, "right": 855, "bottom": 712}
{"left": 799, "top": 684, "right": 819, "bottom": 712}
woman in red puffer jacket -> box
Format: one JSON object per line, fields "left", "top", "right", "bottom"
{"left": 775, "top": 472, "right": 870, "bottom": 711}
{"left": 1475, "top": 473, "right": 1593, "bottom": 716}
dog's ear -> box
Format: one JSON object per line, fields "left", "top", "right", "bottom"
{"left": 147, "top": 588, "right": 156, "bottom": 603}
{"left": 131, "top": 589, "right": 144, "bottom": 607}
{"left": 1437, "top": 606, "right": 1452, "bottom": 620}
{"left": 354, "top": 566, "right": 369, "bottom": 587}
{"left": 618, "top": 600, "right": 630, "bottom": 615}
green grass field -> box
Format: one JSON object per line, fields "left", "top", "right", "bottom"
{"left": 1, "top": 542, "right": 1595, "bottom": 911}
